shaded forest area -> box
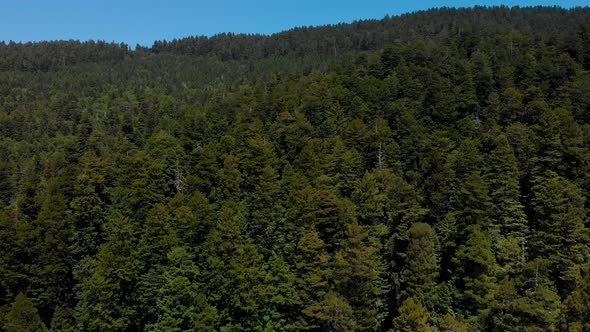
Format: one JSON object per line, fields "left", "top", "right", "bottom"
{"left": 1, "top": 5, "right": 590, "bottom": 331}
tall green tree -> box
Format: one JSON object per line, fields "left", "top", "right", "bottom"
{"left": 561, "top": 270, "right": 590, "bottom": 331}
{"left": 334, "top": 222, "right": 385, "bottom": 331}
{"left": 146, "top": 247, "right": 217, "bottom": 332}
{"left": 485, "top": 134, "right": 528, "bottom": 275}
{"left": 294, "top": 226, "right": 332, "bottom": 330}
{"left": 391, "top": 297, "right": 432, "bottom": 332}
{"left": 77, "top": 214, "right": 139, "bottom": 331}
{"left": 530, "top": 172, "right": 589, "bottom": 296}
{"left": 201, "top": 201, "right": 271, "bottom": 331}
{"left": 399, "top": 223, "right": 439, "bottom": 313}
{"left": 453, "top": 225, "right": 497, "bottom": 323}
{"left": 3, "top": 293, "right": 47, "bottom": 332}
{"left": 302, "top": 291, "right": 357, "bottom": 332}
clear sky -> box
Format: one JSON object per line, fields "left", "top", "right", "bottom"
{"left": 1, "top": 0, "right": 587, "bottom": 47}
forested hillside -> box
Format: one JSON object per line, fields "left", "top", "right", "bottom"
{"left": 1, "top": 5, "right": 590, "bottom": 331}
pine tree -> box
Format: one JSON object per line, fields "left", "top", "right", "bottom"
{"left": 303, "top": 291, "right": 357, "bottom": 332}
{"left": 486, "top": 134, "right": 528, "bottom": 237}
{"left": 201, "top": 201, "right": 270, "bottom": 331}
{"left": 263, "top": 254, "right": 300, "bottom": 331}
{"left": 391, "top": 297, "right": 432, "bottom": 332}
{"left": 561, "top": 269, "right": 590, "bottom": 331}
{"left": 334, "top": 222, "right": 385, "bottom": 331}
{"left": 33, "top": 176, "right": 75, "bottom": 317}
{"left": 247, "top": 164, "right": 284, "bottom": 256}
{"left": 146, "top": 247, "right": 217, "bottom": 332}
{"left": 135, "top": 204, "right": 181, "bottom": 327}
{"left": 453, "top": 225, "right": 497, "bottom": 322}
{"left": 77, "top": 214, "right": 139, "bottom": 331}
{"left": 485, "top": 134, "right": 528, "bottom": 275}
{"left": 437, "top": 314, "right": 469, "bottom": 332}
{"left": 488, "top": 272, "right": 560, "bottom": 331}
{"left": 351, "top": 171, "right": 385, "bottom": 225}
{"left": 49, "top": 304, "right": 76, "bottom": 332}
{"left": 329, "top": 138, "right": 365, "bottom": 197}
{"left": 69, "top": 151, "right": 110, "bottom": 259}
{"left": 530, "top": 172, "right": 589, "bottom": 296}
{"left": 3, "top": 293, "right": 47, "bottom": 332}
{"left": 399, "top": 223, "right": 439, "bottom": 312}
{"left": 294, "top": 226, "right": 332, "bottom": 329}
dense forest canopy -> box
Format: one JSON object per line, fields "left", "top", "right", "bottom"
{"left": 1, "top": 5, "right": 590, "bottom": 331}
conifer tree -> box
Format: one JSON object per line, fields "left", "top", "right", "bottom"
{"left": 400, "top": 223, "right": 439, "bottom": 311}
{"left": 3, "top": 293, "right": 47, "bottom": 332}
{"left": 201, "top": 201, "right": 270, "bottom": 330}
{"left": 77, "top": 214, "right": 139, "bottom": 331}
{"left": 351, "top": 171, "right": 385, "bottom": 225}
{"left": 303, "top": 291, "right": 357, "bottom": 332}
{"left": 334, "top": 222, "right": 385, "bottom": 331}
{"left": 561, "top": 270, "right": 590, "bottom": 331}
{"left": 391, "top": 297, "right": 432, "bottom": 332}
{"left": 134, "top": 203, "right": 181, "bottom": 327}
{"left": 485, "top": 134, "right": 528, "bottom": 275}
{"left": 147, "top": 247, "right": 217, "bottom": 332}
{"left": 33, "top": 176, "right": 75, "bottom": 317}
{"left": 489, "top": 274, "right": 560, "bottom": 331}
{"left": 453, "top": 225, "right": 497, "bottom": 322}
{"left": 530, "top": 172, "right": 589, "bottom": 295}
{"left": 49, "top": 304, "right": 76, "bottom": 332}
{"left": 294, "top": 226, "right": 332, "bottom": 329}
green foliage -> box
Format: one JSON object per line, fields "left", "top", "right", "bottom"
{"left": 391, "top": 297, "right": 432, "bottom": 332}
{"left": 1, "top": 6, "right": 590, "bottom": 331}
{"left": 561, "top": 270, "right": 590, "bottom": 331}
{"left": 400, "top": 223, "right": 439, "bottom": 313}
{"left": 530, "top": 172, "right": 589, "bottom": 296}
{"left": 334, "top": 222, "right": 386, "bottom": 330}
{"left": 302, "top": 291, "right": 357, "bottom": 332}
{"left": 77, "top": 215, "right": 140, "bottom": 331}
{"left": 49, "top": 304, "right": 76, "bottom": 332}
{"left": 3, "top": 293, "right": 47, "bottom": 332}
{"left": 454, "top": 225, "right": 498, "bottom": 322}
{"left": 146, "top": 247, "right": 217, "bottom": 331}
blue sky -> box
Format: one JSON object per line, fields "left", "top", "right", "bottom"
{"left": 0, "top": 0, "right": 587, "bottom": 47}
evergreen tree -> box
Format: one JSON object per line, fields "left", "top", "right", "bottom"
{"left": 485, "top": 134, "right": 528, "bottom": 275}
{"left": 146, "top": 247, "right": 217, "bottom": 332}
{"left": 488, "top": 273, "right": 560, "bottom": 331}
{"left": 351, "top": 171, "right": 386, "bottom": 225}
{"left": 294, "top": 226, "right": 332, "bottom": 329}
{"left": 391, "top": 297, "right": 432, "bottom": 332}
{"left": 3, "top": 293, "right": 47, "bottom": 332}
{"left": 77, "top": 214, "right": 139, "bottom": 331}
{"left": 303, "top": 291, "right": 357, "bottom": 332}
{"left": 561, "top": 269, "right": 590, "bottom": 331}
{"left": 201, "top": 201, "right": 271, "bottom": 331}
{"left": 334, "top": 222, "right": 385, "bottom": 331}
{"left": 399, "top": 223, "right": 439, "bottom": 312}
{"left": 453, "top": 225, "right": 497, "bottom": 323}
{"left": 530, "top": 172, "right": 589, "bottom": 296}
{"left": 49, "top": 304, "right": 76, "bottom": 332}
{"left": 134, "top": 203, "right": 181, "bottom": 327}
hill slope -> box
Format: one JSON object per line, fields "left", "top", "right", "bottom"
{"left": 1, "top": 6, "right": 590, "bottom": 331}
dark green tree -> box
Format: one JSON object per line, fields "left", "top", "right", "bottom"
{"left": 146, "top": 247, "right": 217, "bottom": 332}
{"left": 3, "top": 293, "right": 47, "bottom": 332}
{"left": 530, "top": 172, "right": 589, "bottom": 296}
{"left": 561, "top": 270, "right": 590, "bottom": 331}
{"left": 453, "top": 225, "right": 497, "bottom": 323}
{"left": 399, "top": 223, "right": 439, "bottom": 312}
{"left": 334, "top": 222, "right": 385, "bottom": 331}
{"left": 391, "top": 297, "right": 432, "bottom": 332}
